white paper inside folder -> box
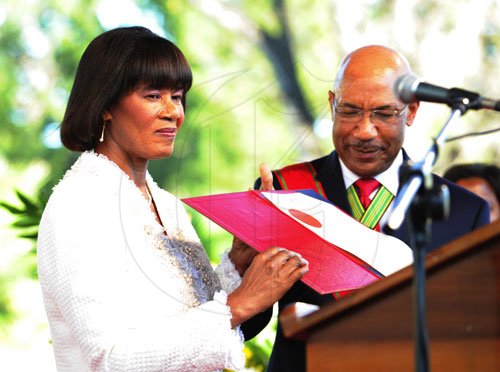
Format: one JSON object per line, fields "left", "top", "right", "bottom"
{"left": 262, "top": 191, "right": 413, "bottom": 277}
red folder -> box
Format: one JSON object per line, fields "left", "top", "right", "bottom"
{"left": 182, "top": 190, "right": 381, "bottom": 294}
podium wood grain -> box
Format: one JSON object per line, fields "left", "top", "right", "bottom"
{"left": 281, "top": 220, "right": 500, "bottom": 371}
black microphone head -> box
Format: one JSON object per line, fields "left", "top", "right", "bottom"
{"left": 393, "top": 74, "right": 421, "bottom": 103}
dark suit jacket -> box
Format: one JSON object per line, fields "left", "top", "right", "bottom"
{"left": 243, "top": 150, "right": 490, "bottom": 372}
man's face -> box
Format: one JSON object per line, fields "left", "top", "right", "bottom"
{"left": 330, "top": 75, "right": 417, "bottom": 178}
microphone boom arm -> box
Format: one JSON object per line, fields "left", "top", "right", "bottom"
{"left": 389, "top": 74, "right": 499, "bottom": 372}
{"left": 387, "top": 106, "right": 463, "bottom": 231}
{"left": 385, "top": 104, "right": 466, "bottom": 372}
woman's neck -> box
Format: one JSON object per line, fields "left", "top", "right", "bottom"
{"left": 95, "top": 142, "right": 163, "bottom": 229}
{"left": 95, "top": 143, "right": 149, "bottom": 188}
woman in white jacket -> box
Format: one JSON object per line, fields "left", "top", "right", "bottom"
{"left": 37, "top": 26, "right": 308, "bottom": 372}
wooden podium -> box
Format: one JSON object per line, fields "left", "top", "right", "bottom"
{"left": 281, "top": 220, "right": 500, "bottom": 371}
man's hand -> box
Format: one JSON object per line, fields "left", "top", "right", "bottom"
{"left": 228, "top": 162, "right": 275, "bottom": 276}
{"left": 259, "top": 162, "right": 274, "bottom": 191}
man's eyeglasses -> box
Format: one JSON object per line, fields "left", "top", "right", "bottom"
{"left": 334, "top": 105, "right": 408, "bottom": 125}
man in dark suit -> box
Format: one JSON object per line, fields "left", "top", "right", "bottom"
{"left": 230, "top": 45, "right": 490, "bottom": 372}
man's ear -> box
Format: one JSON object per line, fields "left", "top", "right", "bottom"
{"left": 406, "top": 101, "right": 419, "bottom": 127}
{"left": 328, "top": 90, "right": 335, "bottom": 120}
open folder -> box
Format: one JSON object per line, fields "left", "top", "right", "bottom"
{"left": 182, "top": 189, "right": 412, "bottom": 295}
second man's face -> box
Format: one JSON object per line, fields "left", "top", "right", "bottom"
{"left": 330, "top": 76, "right": 415, "bottom": 178}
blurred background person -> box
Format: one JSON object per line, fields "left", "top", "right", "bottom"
{"left": 443, "top": 163, "right": 500, "bottom": 222}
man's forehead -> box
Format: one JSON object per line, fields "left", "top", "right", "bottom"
{"left": 334, "top": 45, "right": 410, "bottom": 92}
{"left": 337, "top": 75, "right": 397, "bottom": 94}
{"left": 335, "top": 77, "right": 404, "bottom": 107}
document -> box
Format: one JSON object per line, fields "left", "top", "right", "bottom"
{"left": 182, "top": 189, "right": 412, "bottom": 294}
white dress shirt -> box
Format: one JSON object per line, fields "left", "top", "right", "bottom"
{"left": 338, "top": 151, "right": 403, "bottom": 227}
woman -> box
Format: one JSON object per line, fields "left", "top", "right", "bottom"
{"left": 37, "top": 26, "right": 308, "bottom": 372}
{"left": 443, "top": 163, "right": 500, "bottom": 222}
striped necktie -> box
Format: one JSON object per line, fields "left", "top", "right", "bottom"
{"left": 347, "top": 178, "right": 394, "bottom": 232}
{"left": 334, "top": 178, "right": 394, "bottom": 299}
{"left": 355, "top": 178, "right": 380, "bottom": 209}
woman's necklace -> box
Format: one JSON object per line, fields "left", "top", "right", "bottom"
{"left": 145, "top": 185, "right": 153, "bottom": 205}
{"left": 145, "top": 185, "right": 165, "bottom": 231}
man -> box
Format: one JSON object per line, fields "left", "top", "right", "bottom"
{"left": 231, "top": 45, "right": 490, "bottom": 372}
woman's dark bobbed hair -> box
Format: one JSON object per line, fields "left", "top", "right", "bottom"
{"left": 60, "top": 26, "right": 193, "bottom": 151}
{"left": 443, "top": 163, "right": 500, "bottom": 204}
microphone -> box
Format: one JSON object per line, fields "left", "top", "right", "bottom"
{"left": 394, "top": 74, "right": 500, "bottom": 112}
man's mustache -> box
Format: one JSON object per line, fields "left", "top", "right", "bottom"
{"left": 347, "top": 142, "right": 385, "bottom": 151}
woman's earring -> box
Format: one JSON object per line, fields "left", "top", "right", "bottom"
{"left": 99, "top": 121, "right": 106, "bottom": 143}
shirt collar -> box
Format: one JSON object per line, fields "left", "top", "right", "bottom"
{"left": 339, "top": 151, "right": 403, "bottom": 196}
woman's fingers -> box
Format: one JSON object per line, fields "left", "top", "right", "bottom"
{"left": 281, "top": 254, "right": 309, "bottom": 280}
{"left": 227, "top": 247, "right": 309, "bottom": 327}
{"left": 261, "top": 246, "right": 286, "bottom": 261}
{"left": 250, "top": 247, "right": 308, "bottom": 290}
{"left": 268, "top": 249, "right": 309, "bottom": 279}
{"left": 265, "top": 247, "right": 307, "bottom": 267}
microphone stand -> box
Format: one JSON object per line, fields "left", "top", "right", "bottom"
{"left": 386, "top": 99, "right": 471, "bottom": 372}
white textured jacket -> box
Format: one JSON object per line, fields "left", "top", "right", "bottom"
{"left": 37, "top": 151, "right": 244, "bottom": 371}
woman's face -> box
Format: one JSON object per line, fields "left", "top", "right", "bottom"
{"left": 102, "top": 86, "right": 185, "bottom": 163}
{"left": 456, "top": 177, "right": 500, "bottom": 222}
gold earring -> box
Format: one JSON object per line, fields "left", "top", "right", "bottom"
{"left": 99, "top": 121, "right": 106, "bottom": 143}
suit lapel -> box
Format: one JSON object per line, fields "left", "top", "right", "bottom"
{"left": 314, "top": 151, "right": 352, "bottom": 215}
{"left": 388, "top": 215, "right": 409, "bottom": 245}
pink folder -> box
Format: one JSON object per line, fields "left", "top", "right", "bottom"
{"left": 182, "top": 190, "right": 381, "bottom": 294}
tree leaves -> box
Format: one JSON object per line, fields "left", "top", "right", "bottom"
{"left": 0, "top": 189, "right": 44, "bottom": 242}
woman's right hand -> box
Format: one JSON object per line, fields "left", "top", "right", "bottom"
{"left": 227, "top": 247, "right": 308, "bottom": 328}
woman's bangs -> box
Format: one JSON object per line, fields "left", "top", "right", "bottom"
{"left": 127, "top": 40, "right": 192, "bottom": 93}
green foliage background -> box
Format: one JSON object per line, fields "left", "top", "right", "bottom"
{"left": 1, "top": 0, "right": 499, "bottom": 369}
